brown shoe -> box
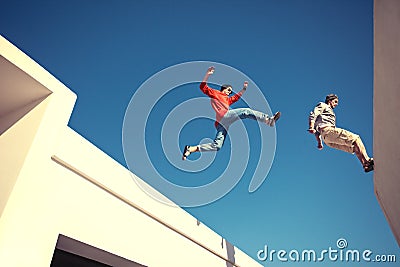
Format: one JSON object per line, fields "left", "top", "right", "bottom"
{"left": 268, "top": 111, "right": 281, "bottom": 126}
{"left": 364, "top": 158, "right": 374, "bottom": 173}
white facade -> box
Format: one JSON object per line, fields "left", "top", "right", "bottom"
{"left": 374, "top": 0, "right": 400, "bottom": 247}
{"left": 0, "top": 35, "right": 261, "bottom": 267}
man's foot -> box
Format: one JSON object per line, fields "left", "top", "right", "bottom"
{"left": 364, "top": 158, "right": 374, "bottom": 173}
{"left": 315, "top": 133, "right": 323, "bottom": 150}
{"left": 182, "top": 145, "right": 191, "bottom": 160}
{"left": 267, "top": 111, "right": 281, "bottom": 126}
{"left": 317, "top": 143, "right": 323, "bottom": 150}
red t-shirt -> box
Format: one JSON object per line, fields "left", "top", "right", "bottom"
{"left": 200, "top": 82, "right": 243, "bottom": 127}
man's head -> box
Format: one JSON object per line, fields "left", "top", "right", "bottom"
{"left": 325, "top": 94, "right": 339, "bottom": 108}
{"left": 220, "top": 84, "right": 233, "bottom": 95}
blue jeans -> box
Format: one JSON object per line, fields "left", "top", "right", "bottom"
{"left": 198, "top": 108, "right": 270, "bottom": 152}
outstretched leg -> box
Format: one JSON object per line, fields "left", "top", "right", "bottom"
{"left": 182, "top": 109, "right": 281, "bottom": 160}
{"left": 221, "top": 108, "right": 281, "bottom": 127}
{"left": 353, "top": 137, "right": 374, "bottom": 172}
{"left": 320, "top": 127, "right": 373, "bottom": 172}
{"left": 182, "top": 125, "right": 227, "bottom": 160}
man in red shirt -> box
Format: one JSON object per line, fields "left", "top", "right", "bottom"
{"left": 182, "top": 66, "right": 281, "bottom": 160}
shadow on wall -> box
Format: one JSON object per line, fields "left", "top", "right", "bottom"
{"left": 222, "top": 238, "right": 236, "bottom": 267}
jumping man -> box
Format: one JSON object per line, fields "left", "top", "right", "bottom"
{"left": 182, "top": 66, "right": 281, "bottom": 160}
{"left": 308, "top": 94, "right": 374, "bottom": 172}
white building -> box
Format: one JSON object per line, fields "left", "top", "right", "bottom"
{"left": 0, "top": 35, "right": 261, "bottom": 267}
{"left": 1, "top": 1, "right": 399, "bottom": 266}
{"left": 374, "top": 0, "right": 400, "bottom": 247}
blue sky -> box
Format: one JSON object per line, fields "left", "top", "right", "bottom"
{"left": 2, "top": 0, "right": 398, "bottom": 265}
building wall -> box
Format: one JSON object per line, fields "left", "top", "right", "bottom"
{"left": 0, "top": 95, "right": 49, "bottom": 218}
{"left": 0, "top": 35, "right": 261, "bottom": 266}
{"left": 374, "top": 0, "right": 400, "bottom": 246}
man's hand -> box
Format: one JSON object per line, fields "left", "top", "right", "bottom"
{"left": 308, "top": 128, "right": 316, "bottom": 134}
{"left": 202, "top": 66, "right": 215, "bottom": 83}
{"left": 207, "top": 66, "right": 215, "bottom": 75}
{"left": 243, "top": 81, "right": 248, "bottom": 90}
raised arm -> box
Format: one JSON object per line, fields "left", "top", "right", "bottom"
{"left": 200, "top": 66, "right": 217, "bottom": 96}
{"left": 229, "top": 81, "right": 248, "bottom": 104}
{"left": 239, "top": 81, "right": 248, "bottom": 94}
{"left": 202, "top": 66, "right": 215, "bottom": 83}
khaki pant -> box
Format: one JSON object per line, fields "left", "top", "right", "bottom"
{"left": 320, "top": 127, "right": 360, "bottom": 153}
